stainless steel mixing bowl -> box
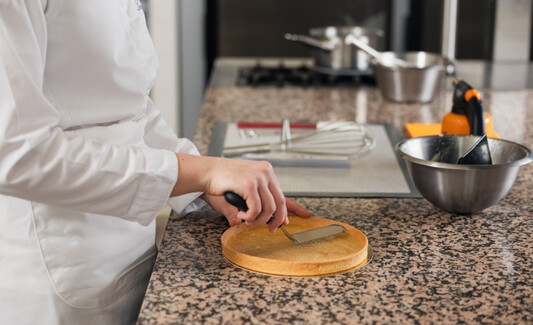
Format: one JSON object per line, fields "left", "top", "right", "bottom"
{"left": 373, "top": 52, "right": 447, "bottom": 103}
{"left": 395, "top": 135, "right": 532, "bottom": 214}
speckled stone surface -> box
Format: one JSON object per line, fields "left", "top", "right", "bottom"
{"left": 138, "top": 81, "right": 532, "bottom": 324}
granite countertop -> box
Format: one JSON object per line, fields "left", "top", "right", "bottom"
{"left": 138, "top": 67, "right": 532, "bottom": 324}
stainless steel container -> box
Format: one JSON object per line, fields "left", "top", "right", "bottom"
{"left": 373, "top": 52, "right": 447, "bottom": 103}
{"left": 285, "top": 26, "right": 383, "bottom": 75}
{"left": 395, "top": 135, "right": 532, "bottom": 214}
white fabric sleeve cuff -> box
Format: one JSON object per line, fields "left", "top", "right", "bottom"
{"left": 127, "top": 147, "right": 178, "bottom": 226}
{"left": 168, "top": 194, "right": 206, "bottom": 216}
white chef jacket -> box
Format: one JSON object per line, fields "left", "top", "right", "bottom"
{"left": 0, "top": 1, "right": 203, "bottom": 324}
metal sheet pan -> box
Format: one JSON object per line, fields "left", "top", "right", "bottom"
{"left": 208, "top": 122, "right": 421, "bottom": 198}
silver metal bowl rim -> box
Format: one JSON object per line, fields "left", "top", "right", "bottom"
{"left": 395, "top": 135, "right": 533, "bottom": 170}
{"left": 371, "top": 51, "right": 448, "bottom": 71}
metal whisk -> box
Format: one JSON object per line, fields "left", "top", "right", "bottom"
{"left": 223, "top": 120, "right": 374, "bottom": 157}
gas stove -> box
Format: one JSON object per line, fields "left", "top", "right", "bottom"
{"left": 209, "top": 57, "right": 376, "bottom": 88}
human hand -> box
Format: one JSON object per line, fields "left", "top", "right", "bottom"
{"left": 202, "top": 193, "right": 311, "bottom": 230}
{"left": 172, "top": 154, "right": 293, "bottom": 232}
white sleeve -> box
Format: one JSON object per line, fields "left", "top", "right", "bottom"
{"left": 0, "top": 1, "right": 177, "bottom": 225}
{"left": 142, "top": 100, "right": 207, "bottom": 214}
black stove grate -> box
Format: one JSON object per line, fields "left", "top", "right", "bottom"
{"left": 236, "top": 64, "right": 375, "bottom": 88}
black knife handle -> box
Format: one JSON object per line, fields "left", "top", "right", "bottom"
{"left": 224, "top": 191, "right": 248, "bottom": 212}
{"left": 225, "top": 191, "right": 279, "bottom": 226}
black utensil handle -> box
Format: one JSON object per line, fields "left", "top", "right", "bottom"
{"left": 466, "top": 97, "right": 486, "bottom": 136}
{"left": 224, "top": 191, "right": 248, "bottom": 212}
{"left": 225, "top": 191, "right": 279, "bottom": 226}
{"left": 451, "top": 79, "right": 472, "bottom": 115}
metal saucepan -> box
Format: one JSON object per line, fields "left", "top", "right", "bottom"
{"left": 372, "top": 52, "right": 449, "bottom": 103}
{"left": 285, "top": 26, "right": 383, "bottom": 75}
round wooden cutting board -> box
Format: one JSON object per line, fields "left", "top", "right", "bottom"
{"left": 221, "top": 216, "right": 369, "bottom": 277}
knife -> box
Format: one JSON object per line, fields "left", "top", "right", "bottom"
{"left": 224, "top": 192, "right": 346, "bottom": 244}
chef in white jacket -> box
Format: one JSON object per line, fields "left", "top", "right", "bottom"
{"left": 0, "top": 1, "right": 309, "bottom": 324}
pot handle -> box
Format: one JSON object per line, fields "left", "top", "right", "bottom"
{"left": 443, "top": 57, "right": 457, "bottom": 76}
{"left": 345, "top": 34, "right": 409, "bottom": 68}
{"left": 284, "top": 33, "right": 337, "bottom": 51}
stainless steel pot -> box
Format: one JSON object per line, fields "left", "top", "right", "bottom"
{"left": 285, "top": 26, "right": 383, "bottom": 75}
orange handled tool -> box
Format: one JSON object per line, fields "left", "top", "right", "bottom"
{"left": 442, "top": 79, "right": 498, "bottom": 137}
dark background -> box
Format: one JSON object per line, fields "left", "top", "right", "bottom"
{"left": 205, "top": 0, "right": 532, "bottom": 75}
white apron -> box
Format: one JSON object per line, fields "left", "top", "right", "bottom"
{"left": 0, "top": 1, "right": 202, "bottom": 323}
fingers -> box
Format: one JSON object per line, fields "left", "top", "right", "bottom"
{"left": 221, "top": 195, "right": 310, "bottom": 231}
{"left": 225, "top": 161, "right": 286, "bottom": 232}
{"left": 243, "top": 183, "right": 287, "bottom": 232}
{"left": 286, "top": 198, "right": 312, "bottom": 217}
{"left": 227, "top": 215, "right": 242, "bottom": 227}
{"left": 266, "top": 182, "right": 287, "bottom": 232}
{"left": 203, "top": 158, "right": 301, "bottom": 232}
{"left": 240, "top": 163, "right": 287, "bottom": 232}
{"left": 242, "top": 187, "right": 274, "bottom": 227}
{"left": 201, "top": 194, "right": 242, "bottom": 227}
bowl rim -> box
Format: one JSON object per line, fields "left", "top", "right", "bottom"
{"left": 394, "top": 135, "right": 533, "bottom": 170}
{"left": 371, "top": 51, "right": 448, "bottom": 71}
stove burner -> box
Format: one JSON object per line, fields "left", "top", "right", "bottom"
{"left": 236, "top": 64, "right": 375, "bottom": 88}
